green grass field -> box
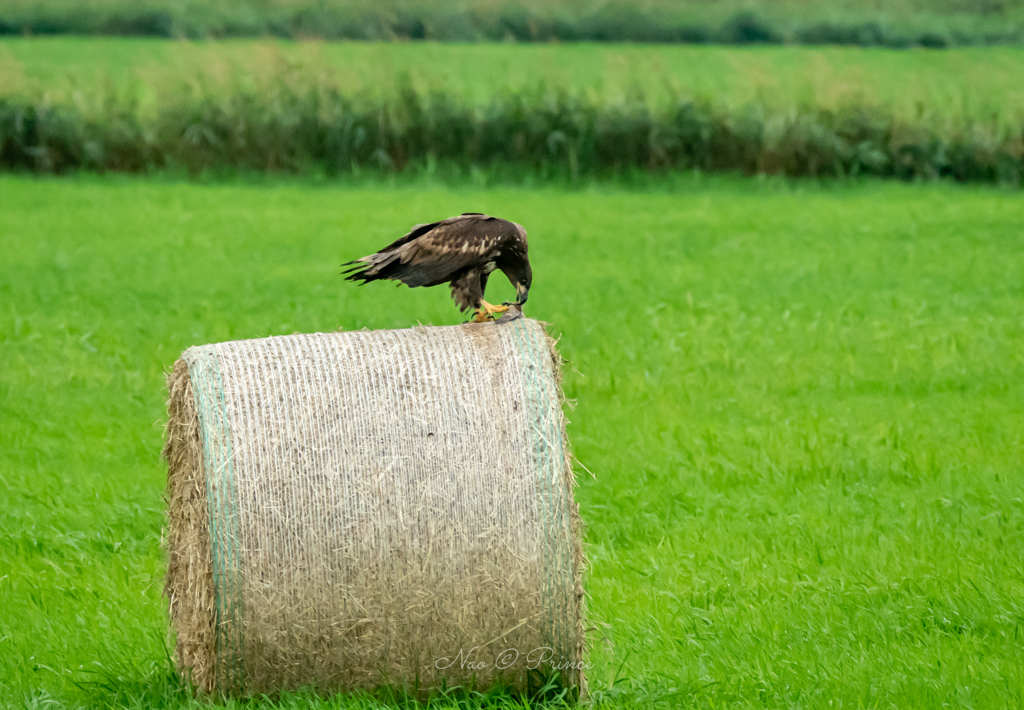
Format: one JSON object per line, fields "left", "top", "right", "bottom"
{"left": 2, "top": 175, "right": 1023, "bottom": 708}
{"left": 3, "top": 38, "right": 1024, "bottom": 126}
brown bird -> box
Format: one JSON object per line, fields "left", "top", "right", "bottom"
{"left": 343, "top": 213, "right": 532, "bottom": 322}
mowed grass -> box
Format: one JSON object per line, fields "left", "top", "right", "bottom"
{"left": 1, "top": 175, "right": 1023, "bottom": 708}
{"left": 3, "top": 38, "right": 1024, "bottom": 126}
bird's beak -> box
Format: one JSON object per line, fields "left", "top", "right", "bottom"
{"left": 515, "top": 282, "right": 529, "bottom": 305}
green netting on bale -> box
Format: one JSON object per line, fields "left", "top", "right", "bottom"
{"left": 186, "top": 349, "right": 245, "bottom": 691}
{"left": 164, "top": 318, "right": 586, "bottom": 698}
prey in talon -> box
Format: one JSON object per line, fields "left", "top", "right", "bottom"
{"left": 343, "top": 213, "right": 531, "bottom": 322}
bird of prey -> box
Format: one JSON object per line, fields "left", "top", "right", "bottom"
{"left": 343, "top": 213, "right": 532, "bottom": 322}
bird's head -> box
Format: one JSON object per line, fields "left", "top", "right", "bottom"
{"left": 514, "top": 262, "right": 532, "bottom": 305}
{"left": 508, "top": 222, "right": 531, "bottom": 305}
{"left": 500, "top": 260, "right": 531, "bottom": 306}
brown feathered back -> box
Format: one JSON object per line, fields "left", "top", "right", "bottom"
{"left": 343, "top": 213, "right": 531, "bottom": 312}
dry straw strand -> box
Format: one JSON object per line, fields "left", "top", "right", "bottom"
{"left": 164, "top": 318, "right": 587, "bottom": 698}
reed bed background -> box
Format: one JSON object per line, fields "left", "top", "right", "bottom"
{"left": 5, "top": 40, "right": 1024, "bottom": 126}
{"left": 1, "top": 79, "right": 1022, "bottom": 184}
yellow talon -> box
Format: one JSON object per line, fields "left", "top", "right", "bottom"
{"left": 473, "top": 300, "right": 510, "bottom": 322}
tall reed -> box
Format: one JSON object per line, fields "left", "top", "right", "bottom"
{"left": 1, "top": 81, "right": 1021, "bottom": 184}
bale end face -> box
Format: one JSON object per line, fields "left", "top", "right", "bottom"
{"left": 164, "top": 359, "right": 217, "bottom": 692}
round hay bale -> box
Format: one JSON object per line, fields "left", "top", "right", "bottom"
{"left": 163, "top": 318, "right": 587, "bottom": 698}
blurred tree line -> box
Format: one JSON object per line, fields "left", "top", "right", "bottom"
{"left": 2, "top": 0, "right": 1024, "bottom": 47}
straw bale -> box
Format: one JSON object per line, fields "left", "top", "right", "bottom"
{"left": 163, "top": 318, "right": 587, "bottom": 698}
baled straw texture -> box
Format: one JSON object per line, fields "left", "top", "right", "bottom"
{"left": 164, "top": 318, "right": 586, "bottom": 698}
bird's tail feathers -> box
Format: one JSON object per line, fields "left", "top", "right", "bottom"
{"left": 341, "top": 251, "right": 402, "bottom": 282}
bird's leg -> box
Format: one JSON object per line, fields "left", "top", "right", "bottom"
{"left": 472, "top": 300, "right": 510, "bottom": 322}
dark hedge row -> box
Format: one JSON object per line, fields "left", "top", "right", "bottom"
{"left": 1, "top": 87, "right": 1022, "bottom": 184}
{"left": 1, "top": 2, "right": 1022, "bottom": 46}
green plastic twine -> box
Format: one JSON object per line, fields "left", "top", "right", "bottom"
{"left": 186, "top": 347, "right": 245, "bottom": 693}
{"left": 510, "top": 320, "right": 574, "bottom": 675}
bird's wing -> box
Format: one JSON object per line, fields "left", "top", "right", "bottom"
{"left": 373, "top": 220, "right": 443, "bottom": 253}
{"left": 345, "top": 215, "right": 510, "bottom": 288}
{"left": 370, "top": 213, "right": 488, "bottom": 254}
